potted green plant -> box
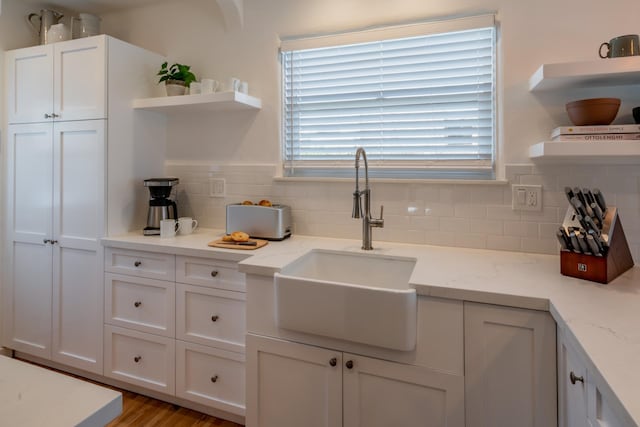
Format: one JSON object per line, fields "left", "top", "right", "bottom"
{"left": 157, "top": 62, "right": 197, "bottom": 96}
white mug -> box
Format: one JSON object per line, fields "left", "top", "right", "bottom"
{"left": 226, "top": 77, "right": 241, "bottom": 92}
{"left": 160, "top": 219, "right": 181, "bottom": 238}
{"left": 239, "top": 81, "right": 249, "bottom": 94}
{"left": 178, "top": 217, "right": 198, "bottom": 235}
{"left": 201, "top": 78, "right": 219, "bottom": 94}
{"left": 189, "top": 82, "right": 202, "bottom": 95}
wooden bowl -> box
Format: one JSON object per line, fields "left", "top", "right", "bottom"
{"left": 565, "top": 98, "right": 621, "bottom": 126}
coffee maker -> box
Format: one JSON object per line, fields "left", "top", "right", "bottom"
{"left": 143, "top": 178, "right": 179, "bottom": 235}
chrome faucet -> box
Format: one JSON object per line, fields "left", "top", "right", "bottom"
{"left": 352, "top": 147, "right": 384, "bottom": 250}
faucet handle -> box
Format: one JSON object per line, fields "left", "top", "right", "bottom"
{"left": 379, "top": 205, "right": 384, "bottom": 220}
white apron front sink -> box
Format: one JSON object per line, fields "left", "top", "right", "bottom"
{"left": 274, "top": 249, "right": 417, "bottom": 351}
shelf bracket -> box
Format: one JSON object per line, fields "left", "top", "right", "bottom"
{"left": 216, "top": 0, "right": 243, "bottom": 30}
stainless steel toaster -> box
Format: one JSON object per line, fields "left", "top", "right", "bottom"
{"left": 226, "top": 204, "right": 292, "bottom": 240}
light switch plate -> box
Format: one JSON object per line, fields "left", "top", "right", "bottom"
{"left": 512, "top": 184, "right": 542, "bottom": 211}
{"left": 209, "top": 178, "right": 226, "bottom": 198}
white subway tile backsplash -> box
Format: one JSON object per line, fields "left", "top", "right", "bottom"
{"left": 166, "top": 163, "right": 638, "bottom": 263}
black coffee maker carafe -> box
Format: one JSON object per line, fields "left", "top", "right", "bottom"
{"left": 143, "top": 178, "right": 179, "bottom": 235}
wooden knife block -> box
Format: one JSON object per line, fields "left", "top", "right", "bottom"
{"left": 560, "top": 207, "right": 634, "bottom": 284}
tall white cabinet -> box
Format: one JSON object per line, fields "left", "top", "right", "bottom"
{"left": 2, "top": 35, "right": 166, "bottom": 374}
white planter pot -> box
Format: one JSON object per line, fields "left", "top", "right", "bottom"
{"left": 165, "top": 81, "right": 186, "bottom": 96}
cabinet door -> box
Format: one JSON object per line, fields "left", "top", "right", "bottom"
{"left": 464, "top": 302, "right": 557, "bottom": 427}
{"left": 51, "top": 120, "right": 106, "bottom": 373}
{"left": 5, "top": 45, "right": 54, "bottom": 124}
{"left": 246, "top": 334, "right": 342, "bottom": 427}
{"left": 343, "top": 354, "right": 465, "bottom": 427}
{"left": 2, "top": 124, "right": 54, "bottom": 358}
{"left": 558, "top": 333, "right": 590, "bottom": 427}
{"left": 53, "top": 37, "right": 107, "bottom": 121}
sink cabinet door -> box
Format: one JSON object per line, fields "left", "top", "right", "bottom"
{"left": 464, "top": 302, "right": 557, "bottom": 427}
{"left": 246, "top": 334, "right": 342, "bottom": 427}
{"left": 343, "top": 353, "right": 464, "bottom": 427}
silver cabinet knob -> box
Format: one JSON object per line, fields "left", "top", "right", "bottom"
{"left": 134, "top": 301, "right": 142, "bottom": 308}
{"left": 134, "top": 356, "right": 142, "bottom": 363}
{"left": 211, "top": 270, "right": 219, "bottom": 277}
{"left": 570, "top": 371, "right": 584, "bottom": 385}
{"left": 211, "top": 315, "right": 219, "bottom": 322}
{"left": 210, "top": 375, "right": 218, "bottom": 383}
{"left": 134, "top": 261, "right": 142, "bottom": 267}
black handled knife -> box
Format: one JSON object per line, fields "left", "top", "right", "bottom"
{"left": 590, "top": 202, "right": 604, "bottom": 227}
{"left": 593, "top": 188, "right": 607, "bottom": 213}
{"left": 586, "top": 235, "right": 602, "bottom": 257}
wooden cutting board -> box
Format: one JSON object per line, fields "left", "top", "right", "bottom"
{"left": 208, "top": 238, "right": 269, "bottom": 250}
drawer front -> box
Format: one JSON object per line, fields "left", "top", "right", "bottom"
{"left": 176, "top": 255, "right": 245, "bottom": 292}
{"left": 105, "top": 273, "right": 175, "bottom": 337}
{"left": 104, "top": 325, "right": 175, "bottom": 394}
{"left": 105, "top": 247, "right": 175, "bottom": 281}
{"left": 176, "top": 340, "right": 245, "bottom": 416}
{"left": 176, "top": 283, "right": 246, "bottom": 353}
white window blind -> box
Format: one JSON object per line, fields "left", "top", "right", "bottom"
{"left": 281, "top": 15, "right": 496, "bottom": 179}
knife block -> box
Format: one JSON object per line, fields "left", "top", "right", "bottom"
{"left": 560, "top": 207, "right": 634, "bottom": 284}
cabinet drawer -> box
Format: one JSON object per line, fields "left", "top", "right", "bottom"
{"left": 176, "top": 283, "right": 246, "bottom": 353}
{"left": 104, "top": 325, "right": 175, "bottom": 394}
{"left": 176, "top": 340, "right": 245, "bottom": 416}
{"left": 105, "top": 273, "right": 175, "bottom": 337}
{"left": 176, "top": 256, "right": 245, "bottom": 292}
{"left": 105, "top": 247, "right": 175, "bottom": 281}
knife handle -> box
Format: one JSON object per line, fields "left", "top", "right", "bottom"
{"left": 576, "top": 233, "right": 590, "bottom": 254}
{"left": 573, "top": 187, "right": 586, "bottom": 206}
{"left": 556, "top": 230, "right": 569, "bottom": 251}
{"left": 564, "top": 187, "right": 575, "bottom": 204}
{"left": 586, "top": 235, "right": 602, "bottom": 257}
{"left": 593, "top": 188, "right": 607, "bottom": 213}
{"left": 590, "top": 202, "right": 604, "bottom": 227}
{"left": 569, "top": 232, "right": 581, "bottom": 254}
{"left": 583, "top": 188, "right": 595, "bottom": 206}
{"left": 584, "top": 215, "right": 600, "bottom": 236}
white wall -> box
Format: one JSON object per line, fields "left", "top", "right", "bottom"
{"left": 2, "top": 0, "right": 638, "bottom": 263}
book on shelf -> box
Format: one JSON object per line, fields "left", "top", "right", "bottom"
{"left": 551, "top": 133, "right": 640, "bottom": 142}
{"left": 551, "top": 124, "right": 640, "bottom": 138}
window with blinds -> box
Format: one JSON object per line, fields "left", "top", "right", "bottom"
{"left": 281, "top": 15, "right": 496, "bottom": 179}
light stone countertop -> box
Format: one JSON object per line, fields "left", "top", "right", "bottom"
{"left": 102, "top": 228, "right": 640, "bottom": 426}
{"left": 0, "top": 355, "right": 122, "bottom": 426}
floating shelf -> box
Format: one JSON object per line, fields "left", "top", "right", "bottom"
{"left": 529, "top": 56, "right": 640, "bottom": 92}
{"left": 132, "top": 91, "right": 262, "bottom": 113}
{"left": 528, "top": 141, "right": 640, "bottom": 164}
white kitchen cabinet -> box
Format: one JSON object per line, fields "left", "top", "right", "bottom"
{"left": 104, "top": 324, "right": 175, "bottom": 394}
{"left": 105, "top": 273, "right": 176, "bottom": 337}
{"left": 176, "top": 340, "right": 245, "bottom": 416}
{"left": 2, "top": 35, "right": 166, "bottom": 375}
{"left": 464, "top": 302, "right": 557, "bottom": 427}
{"left": 4, "top": 120, "right": 105, "bottom": 373}
{"left": 5, "top": 36, "right": 106, "bottom": 124}
{"left": 558, "top": 328, "right": 631, "bottom": 427}
{"left": 246, "top": 333, "right": 464, "bottom": 427}
{"left": 102, "top": 246, "right": 249, "bottom": 421}
{"left": 558, "top": 329, "right": 591, "bottom": 427}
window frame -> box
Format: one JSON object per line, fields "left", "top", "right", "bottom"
{"left": 279, "top": 14, "right": 498, "bottom": 180}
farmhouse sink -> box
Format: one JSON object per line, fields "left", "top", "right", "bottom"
{"left": 274, "top": 249, "right": 417, "bottom": 351}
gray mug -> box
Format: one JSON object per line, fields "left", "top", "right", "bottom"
{"left": 599, "top": 34, "right": 640, "bottom": 58}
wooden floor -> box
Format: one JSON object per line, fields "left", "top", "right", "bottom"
{"left": 106, "top": 388, "right": 243, "bottom": 427}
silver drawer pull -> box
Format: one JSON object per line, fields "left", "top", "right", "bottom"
{"left": 134, "top": 356, "right": 142, "bottom": 363}
{"left": 211, "top": 375, "right": 218, "bottom": 383}
{"left": 570, "top": 371, "right": 584, "bottom": 385}
{"left": 211, "top": 315, "right": 219, "bottom": 322}
{"left": 211, "top": 270, "right": 219, "bottom": 277}
{"left": 134, "top": 301, "right": 142, "bottom": 308}
{"left": 134, "top": 261, "right": 142, "bottom": 267}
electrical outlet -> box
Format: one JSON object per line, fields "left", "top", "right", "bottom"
{"left": 512, "top": 184, "right": 542, "bottom": 211}
{"left": 209, "top": 178, "right": 226, "bottom": 198}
